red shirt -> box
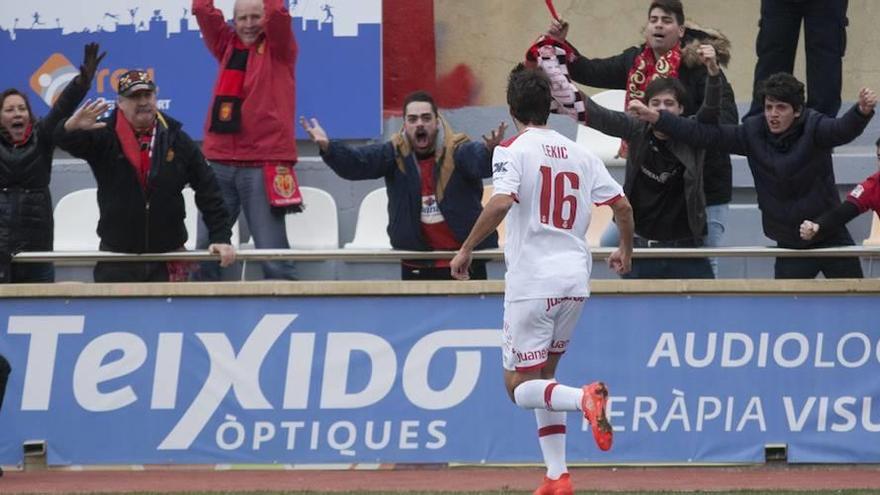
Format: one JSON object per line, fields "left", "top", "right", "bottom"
{"left": 847, "top": 171, "right": 880, "bottom": 213}
{"left": 418, "top": 158, "right": 460, "bottom": 266}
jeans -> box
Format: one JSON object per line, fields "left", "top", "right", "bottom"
{"left": 704, "top": 203, "right": 729, "bottom": 278}
{"left": 196, "top": 162, "right": 297, "bottom": 280}
{"left": 601, "top": 204, "right": 727, "bottom": 277}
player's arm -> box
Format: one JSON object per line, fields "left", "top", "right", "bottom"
{"left": 451, "top": 194, "right": 513, "bottom": 280}
{"left": 607, "top": 196, "right": 634, "bottom": 275}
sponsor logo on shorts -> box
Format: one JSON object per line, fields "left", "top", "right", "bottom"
{"left": 545, "top": 297, "right": 585, "bottom": 312}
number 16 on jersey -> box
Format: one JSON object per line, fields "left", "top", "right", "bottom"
{"left": 539, "top": 165, "right": 580, "bottom": 230}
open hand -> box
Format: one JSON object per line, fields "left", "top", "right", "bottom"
{"left": 482, "top": 121, "right": 508, "bottom": 150}
{"left": 299, "top": 116, "right": 330, "bottom": 152}
{"left": 64, "top": 98, "right": 111, "bottom": 131}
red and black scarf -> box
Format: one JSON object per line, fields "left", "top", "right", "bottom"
{"left": 210, "top": 38, "right": 249, "bottom": 134}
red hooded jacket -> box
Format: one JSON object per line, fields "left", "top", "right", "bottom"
{"left": 193, "top": 0, "right": 298, "bottom": 164}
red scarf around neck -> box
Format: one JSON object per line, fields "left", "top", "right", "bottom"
{"left": 620, "top": 43, "right": 682, "bottom": 157}
{"left": 115, "top": 112, "right": 155, "bottom": 191}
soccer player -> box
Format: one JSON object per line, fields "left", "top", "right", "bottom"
{"left": 451, "top": 65, "right": 634, "bottom": 495}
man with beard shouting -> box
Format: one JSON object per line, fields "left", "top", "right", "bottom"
{"left": 301, "top": 91, "right": 506, "bottom": 280}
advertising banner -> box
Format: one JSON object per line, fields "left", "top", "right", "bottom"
{"left": 0, "top": 294, "right": 878, "bottom": 465}
{"left": 0, "top": 0, "right": 382, "bottom": 139}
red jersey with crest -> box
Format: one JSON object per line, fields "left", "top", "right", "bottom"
{"left": 847, "top": 171, "right": 880, "bottom": 214}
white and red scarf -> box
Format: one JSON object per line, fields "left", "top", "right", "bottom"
{"left": 525, "top": 35, "right": 588, "bottom": 126}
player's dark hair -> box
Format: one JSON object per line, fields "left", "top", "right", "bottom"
{"left": 507, "top": 64, "right": 552, "bottom": 126}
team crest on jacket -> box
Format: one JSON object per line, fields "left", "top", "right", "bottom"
{"left": 219, "top": 102, "right": 233, "bottom": 122}
{"left": 852, "top": 184, "right": 865, "bottom": 198}
{"left": 273, "top": 165, "right": 295, "bottom": 198}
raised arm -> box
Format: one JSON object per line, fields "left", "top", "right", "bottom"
{"left": 633, "top": 104, "right": 749, "bottom": 156}
{"left": 192, "top": 0, "right": 234, "bottom": 60}
{"left": 264, "top": 0, "right": 296, "bottom": 63}
{"left": 41, "top": 43, "right": 105, "bottom": 139}
{"left": 453, "top": 122, "right": 507, "bottom": 179}
{"left": 585, "top": 97, "right": 642, "bottom": 141}
{"left": 545, "top": 18, "right": 634, "bottom": 89}
{"left": 568, "top": 47, "right": 637, "bottom": 90}
{"left": 814, "top": 88, "right": 876, "bottom": 149}
{"left": 694, "top": 44, "right": 722, "bottom": 124}
{"left": 301, "top": 116, "right": 394, "bottom": 180}
{"left": 54, "top": 100, "right": 113, "bottom": 164}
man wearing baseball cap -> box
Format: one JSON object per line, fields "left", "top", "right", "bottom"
{"left": 54, "top": 70, "right": 235, "bottom": 282}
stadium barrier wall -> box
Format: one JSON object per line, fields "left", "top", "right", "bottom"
{"left": 1, "top": 280, "right": 878, "bottom": 466}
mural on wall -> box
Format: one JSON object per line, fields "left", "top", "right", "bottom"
{"left": 0, "top": 0, "right": 383, "bottom": 139}
{"left": 382, "top": 0, "right": 476, "bottom": 113}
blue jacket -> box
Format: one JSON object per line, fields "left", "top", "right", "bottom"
{"left": 321, "top": 120, "right": 498, "bottom": 251}
{"left": 654, "top": 104, "right": 872, "bottom": 247}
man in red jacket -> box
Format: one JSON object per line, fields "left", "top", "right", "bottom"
{"left": 193, "top": 0, "right": 298, "bottom": 280}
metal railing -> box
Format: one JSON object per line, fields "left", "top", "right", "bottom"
{"left": 11, "top": 245, "right": 880, "bottom": 264}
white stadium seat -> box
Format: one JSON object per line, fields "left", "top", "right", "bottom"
{"left": 286, "top": 186, "right": 339, "bottom": 249}
{"left": 344, "top": 187, "right": 391, "bottom": 249}
{"left": 53, "top": 188, "right": 100, "bottom": 251}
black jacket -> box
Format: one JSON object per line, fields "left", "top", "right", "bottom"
{"left": 0, "top": 77, "right": 88, "bottom": 254}
{"left": 54, "top": 110, "right": 231, "bottom": 253}
{"left": 585, "top": 75, "right": 723, "bottom": 240}
{"left": 654, "top": 105, "right": 872, "bottom": 247}
{"left": 567, "top": 31, "right": 738, "bottom": 205}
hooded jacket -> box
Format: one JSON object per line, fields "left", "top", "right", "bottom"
{"left": 566, "top": 23, "right": 738, "bottom": 205}
{"left": 320, "top": 116, "right": 498, "bottom": 251}
{"left": 193, "top": 0, "right": 298, "bottom": 163}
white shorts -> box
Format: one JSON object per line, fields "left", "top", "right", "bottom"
{"left": 502, "top": 297, "right": 586, "bottom": 372}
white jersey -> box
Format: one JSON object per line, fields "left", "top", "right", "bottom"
{"left": 492, "top": 127, "right": 623, "bottom": 301}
